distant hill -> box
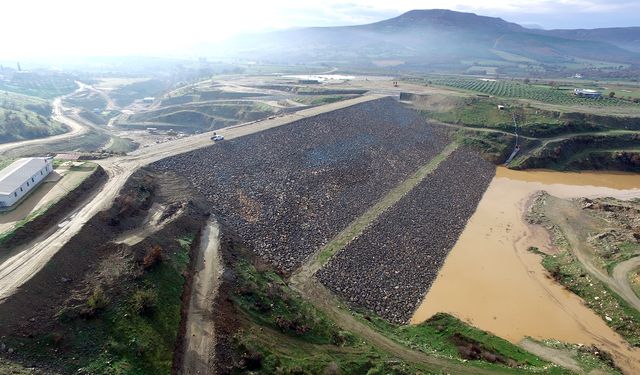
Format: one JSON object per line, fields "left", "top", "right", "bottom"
{"left": 534, "top": 27, "right": 640, "bottom": 53}
{"left": 215, "top": 9, "right": 640, "bottom": 74}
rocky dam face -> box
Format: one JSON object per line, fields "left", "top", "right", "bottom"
{"left": 151, "top": 97, "right": 495, "bottom": 323}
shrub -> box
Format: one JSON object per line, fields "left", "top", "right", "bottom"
{"left": 132, "top": 289, "right": 158, "bottom": 316}
{"left": 241, "top": 348, "right": 263, "bottom": 370}
{"left": 86, "top": 287, "right": 109, "bottom": 314}
{"left": 143, "top": 245, "right": 163, "bottom": 269}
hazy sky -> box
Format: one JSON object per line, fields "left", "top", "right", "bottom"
{"left": 2, "top": 0, "right": 639, "bottom": 59}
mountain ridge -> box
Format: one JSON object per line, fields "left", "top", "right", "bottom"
{"left": 213, "top": 9, "right": 640, "bottom": 73}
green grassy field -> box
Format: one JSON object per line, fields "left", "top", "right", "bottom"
{"left": 232, "top": 256, "right": 434, "bottom": 374}
{"left": 407, "top": 90, "right": 640, "bottom": 170}
{"left": 425, "top": 96, "right": 566, "bottom": 135}
{"left": 0, "top": 91, "right": 67, "bottom": 143}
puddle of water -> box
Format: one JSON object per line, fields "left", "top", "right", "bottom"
{"left": 411, "top": 167, "right": 640, "bottom": 371}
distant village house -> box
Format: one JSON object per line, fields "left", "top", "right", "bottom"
{"left": 574, "top": 88, "right": 602, "bottom": 99}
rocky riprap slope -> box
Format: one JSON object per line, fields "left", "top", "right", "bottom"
{"left": 317, "top": 147, "right": 495, "bottom": 323}
{"left": 151, "top": 97, "right": 450, "bottom": 273}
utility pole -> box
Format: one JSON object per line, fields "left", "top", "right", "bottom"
{"left": 512, "top": 112, "right": 519, "bottom": 148}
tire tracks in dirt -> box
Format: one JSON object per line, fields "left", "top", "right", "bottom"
{"left": 543, "top": 196, "right": 640, "bottom": 312}
{"left": 180, "top": 220, "right": 222, "bottom": 375}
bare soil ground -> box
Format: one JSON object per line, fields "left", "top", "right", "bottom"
{"left": 114, "top": 202, "right": 184, "bottom": 246}
{"left": 0, "top": 168, "right": 209, "bottom": 373}
{"left": 0, "top": 171, "right": 158, "bottom": 332}
{"left": 180, "top": 220, "right": 222, "bottom": 375}
{"left": 542, "top": 195, "right": 640, "bottom": 312}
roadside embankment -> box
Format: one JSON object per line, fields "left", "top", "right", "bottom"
{"left": 0, "top": 165, "right": 107, "bottom": 251}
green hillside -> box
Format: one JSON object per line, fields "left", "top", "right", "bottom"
{"left": 0, "top": 71, "right": 77, "bottom": 99}
{"left": 0, "top": 91, "right": 67, "bottom": 143}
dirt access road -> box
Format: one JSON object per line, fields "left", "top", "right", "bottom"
{"left": 180, "top": 220, "right": 222, "bottom": 375}
{"left": 543, "top": 195, "right": 640, "bottom": 313}
{"left": 0, "top": 94, "right": 385, "bottom": 302}
{"left": 113, "top": 203, "right": 184, "bottom": 246}
{"left": 75, "top": 81, "right": 119, "bottom": 111}
{"left": 613, "top": 256, "right": 640, "bottom": 305}
{"left": 0, "top": 92, "right": 90, "bottom": 155}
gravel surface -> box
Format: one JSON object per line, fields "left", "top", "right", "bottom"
{"left": 316, "top": 147, "right": 496, "bottom": 323}
{"left": 151, "top": 98, "right": 450, "bottom": 273}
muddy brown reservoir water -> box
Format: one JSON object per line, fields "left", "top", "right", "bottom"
{"left": 412, "top": 167, "right": 640, "bottom": 373}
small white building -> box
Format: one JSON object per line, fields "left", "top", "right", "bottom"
{"left": 574, "top": 88, "right": 602, "bottom": 99}
{"left": 0, "top": 157, "right": 53, "bottom": 209}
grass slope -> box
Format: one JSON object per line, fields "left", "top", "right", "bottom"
{"left": 4, "top": 236, "right": 193, "bottom": 374}
{"left": 0, "top": 91, "right": 67, "bottom": 143}
{"left": 228, "top": 246, "right": 585, "bottom": 374}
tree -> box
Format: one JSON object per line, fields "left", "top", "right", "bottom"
{"left": 523, "top": 78, "right": 531, "bottom": 84}
{"left": 609, "top": 91, "right": 616, "bottom": 98}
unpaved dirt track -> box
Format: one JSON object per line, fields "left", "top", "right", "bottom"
{"left": 518, "top": 339, "right": 582, "bottom": 373}
{"left": 76, "top": 81, "right": 119, "bottom": 111}
{"left": 113, "top": 203, "right": 183, "bottom": 246}
{"left": 544, "top": 196, "right": 640, "bottom": 313}
{"left": 613, "top": 256, "right": 640, "bottom": 307}
{"left": 0, "top": 94, "right": 384, "bottom": 302}
{"left": 0, "top": 94, "right": 89, "bottom": 155}
{"left": 181, "top": 220, "right": 222, "bottom": 375}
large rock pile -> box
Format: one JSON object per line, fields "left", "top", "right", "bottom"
{"left": 151, "top": 97, "right": 450, "bottom": 273}
{"left": 316, "top": 147, "right": 495, "bottom": 323}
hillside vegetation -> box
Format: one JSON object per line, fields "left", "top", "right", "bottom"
{"left": 0, "top": 91, "right": 67, "bottom": 143}
{"left": 110, "top": 79, "right": 171, "bottom": 107}
{"left": 407, "top": 91, "right": 640, "bottom": 170}
{"left": 426, "top": 78, "right": 640, "bottom": 108}
{"left": 0, "top": 71, "right": 77, "bottom": 99}
{"left": 127, "top": 101, "right": 279, "bottom": 132}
